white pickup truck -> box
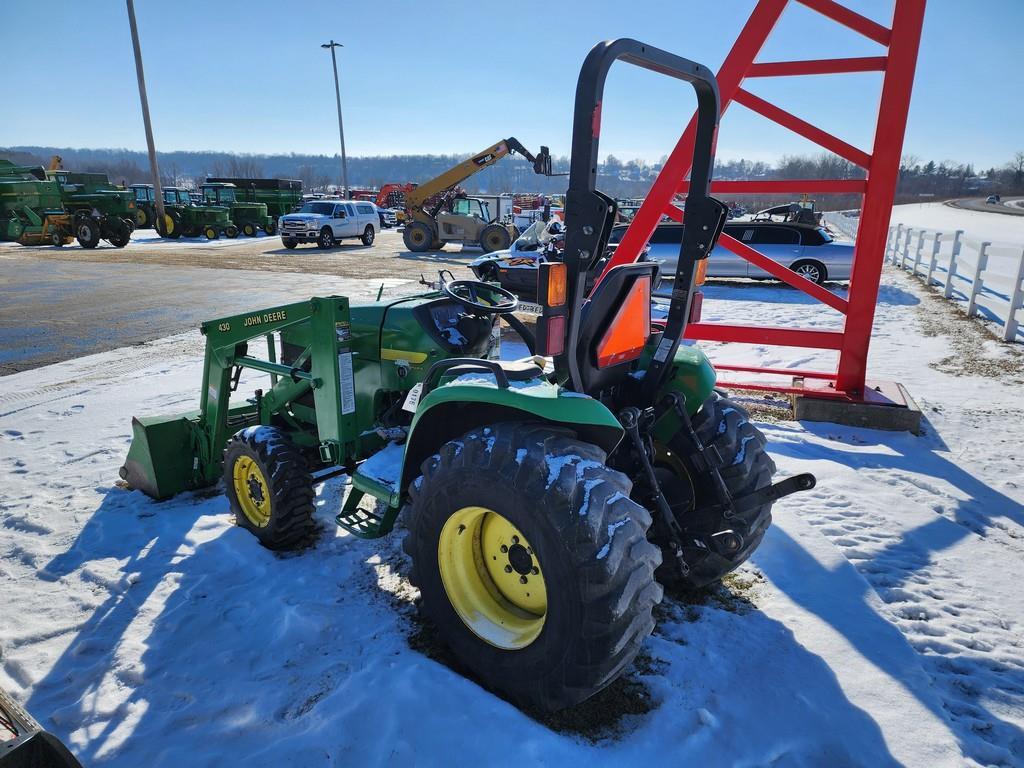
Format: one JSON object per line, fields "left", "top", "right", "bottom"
{"left": 279, "top": 199, "right": 379, "bottom": 249}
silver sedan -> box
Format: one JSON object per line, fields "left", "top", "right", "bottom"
{"left": 610, "top": 222, "right": 854, "bottom": 284}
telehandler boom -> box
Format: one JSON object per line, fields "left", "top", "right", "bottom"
{"left": 402, "top": 137, "right": 552, "bottom": 253}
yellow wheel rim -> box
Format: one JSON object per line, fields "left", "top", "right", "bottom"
{"left": 232, "top": 455, "right": 271, "bottom": 527}
{"left": 135, "top": 209, "right": 146, "bottom": 226}
{"left": 162, "top": 214, "right": 175, "bottom": 234}
{"left": 437, "top": 506, "right": 547, "bottom": 650}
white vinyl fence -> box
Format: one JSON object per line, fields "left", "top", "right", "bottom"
{"left": 884, "top": 223, "right": 1024, "bottom": 343}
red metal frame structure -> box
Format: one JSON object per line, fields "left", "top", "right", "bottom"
{"left": 605, "top": 0, "right": 926, "bottom": 401}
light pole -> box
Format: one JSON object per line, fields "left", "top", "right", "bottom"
{"left": 321, "top": 40, "right": 349, "bottom": 198}
{"left": 126, "top": 0, "right": 166, "bottom": 228}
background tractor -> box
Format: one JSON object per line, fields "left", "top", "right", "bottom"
{"left": 206, "top": 176, "right": 302, "bottom": 228}
{"left": 402, "top": 137, "right": 552, "bottom": 254}
{"left": 152, "top": 186, "right": 236, "bottom": 240}
{"left": 199, "top": 182, "right": 272, "bottom": 236}
{"left": 0, "top": 160, "right": 73, "bottom": 246}
{"left": 119, "top": 40, "right": 813, "bottom": 712}
{"left": 44, "top": 169, "right": 136, "bottom": 248}
{"left": 129, "top": 183, "right": 157, "bottom": 228}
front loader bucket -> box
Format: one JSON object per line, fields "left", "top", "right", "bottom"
{"left": 119, "top": 413, "right": 204, "bottom": 500}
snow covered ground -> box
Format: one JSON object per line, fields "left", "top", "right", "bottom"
{"left": 2, "top": 269, "right": 1023, "bottom": 766}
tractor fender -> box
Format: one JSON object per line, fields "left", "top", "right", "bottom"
{"left": 649, "top": 344, "right": 718, "bottom": 444}
{"left": 399, "top": 377, "right": 623, "bottom": 494}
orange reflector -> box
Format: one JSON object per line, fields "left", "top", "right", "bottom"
{"left": 545, "top": 262, "right": 567, "bottom": 306}
{"left": 596, "top": 277, "right": 651, "bottom": 369}
{"left": 545, "top": 315, "right": 566, "bottom": 356}
{"left": 695, "top": 258, "right": 708, "bottom": 286}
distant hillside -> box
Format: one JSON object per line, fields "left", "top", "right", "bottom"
{"left": 4, "top": 145, "right": 1012, "bottom": 209}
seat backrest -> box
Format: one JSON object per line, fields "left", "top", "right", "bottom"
{"left": 574, "top": 262, "right": 658, "bottom": 394}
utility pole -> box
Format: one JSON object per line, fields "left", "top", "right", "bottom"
{"left": 126, "top": 0, "right": 165, "bottom": 228}
{"left": 321, "top": 40, "right": 349, "bottom": 198}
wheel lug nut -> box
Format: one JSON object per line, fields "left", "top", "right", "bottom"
{"left": 527, "top": 547, "right": 533, "bottom": 555}
{"left": 511, "top": 536, "right": 519, "bottom": 544}
{"left": 504, "top": 565, "right": 513, "bottom": 573}
{"left": 457, "top": 524, "right": 466, "bottom": 534}
{"left": 531, "top": 567, "right": 539, "bottom": 575}
{"left": 500, "top": 544, "right": 508, "bottom": 553}
{"left": 519, "top": 576, "right": 528, "bottom": 584}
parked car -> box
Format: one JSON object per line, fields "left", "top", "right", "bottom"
{"left": 376, "top": 205, "right": 398, "bottom": 229}
{"left": 279, "top": 199, "right": 378, "bottom": 249}
{"left": 986, "top": 194, "right": 1002, "bottom": 205}
{"left": 469, "top": 219, "right": 655, "bottom": 300}
{"left": 607, "top": 221, "right": 853, "bottom": 284}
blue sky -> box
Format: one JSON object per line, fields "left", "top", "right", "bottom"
{"left": 2, "top": 0, "right": 1020, "bottom": 168}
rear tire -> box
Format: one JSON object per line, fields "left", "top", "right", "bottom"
{"left": 361, "top": 225, "right": 375, "bottom": 246}
{"left": 479, "top": 224, "right": 512, "bottom": 253}
{"left": 403, "top": 221, "right": 433, "bottom": 252}
{"left": 136, "top": 207, "right": 151, "bottom": 228}
{"left": 156, "top": 211, "right": 181, "bottom": 239}
{"left": 107, "top": 218, "right": 131, "bottom": 248}
{"left": 404, "top": 423, "right": 662, "bottom": 711}
{"left": 653, "top": 392, "right": 777, "bottom": 590}
{"left": 318, "top": 227, "right": 334, "bottom": 249}
{"left": 791, "top": 259, "right": 826, "bottom": 285}
{"left": 224, "top": 426, "right": 316, "bottom": 550}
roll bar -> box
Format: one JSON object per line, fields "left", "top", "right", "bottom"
{"left": 557, "top": 39, "right": 727, "bottom": 395}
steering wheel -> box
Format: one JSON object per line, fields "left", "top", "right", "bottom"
{"left": 443, "top": 279, "right": 519, "bottom": 314}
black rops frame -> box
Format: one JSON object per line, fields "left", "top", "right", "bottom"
{"left": 556, "top": 38, "right": 727, "bottom": 397}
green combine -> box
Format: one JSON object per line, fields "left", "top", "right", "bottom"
{"left": 120, "top": 40, "right": 814, "bottom": 711}
{"left": 199, "top": 182, "right": 272, "bottom": 236}
{"left": 0, "top": 160, "right": 73, "bottom": 246}
{"left": 45, "top": 169, "right": 136, "bottom": 248}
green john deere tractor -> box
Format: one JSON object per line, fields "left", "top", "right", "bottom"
{"left": 45, "top": 169, "right": 136, "bottom": 248}
{"left": 128, "top": 183, "right": 157, "bottom": 228}
{"left": 154, "top": 186, "right": 236, "bottom": 240}
{"left": 119, "top": 40, "right": 814, "bottom": 711}
{"left": 199, "top": 182, "right": 272, "bottom": 237}
{"left": 0, "top": 160, "right": 74, "bottom": 246}
{"left": 206, "top": 176, "right": 303, "bottom": 230}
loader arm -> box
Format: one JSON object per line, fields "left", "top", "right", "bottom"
{"left": 406, "top": 138, "right": 551, "bottom": 214}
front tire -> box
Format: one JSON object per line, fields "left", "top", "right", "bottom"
{"left": 224, "top": 426, "right": 316, "bottom": 550}
{"left": 241, "top": 222, "right": 257, "bottom": 237}
{"left": 264, "top": 220, "right": 277, "bottom": 235}
{"left": 361, "top": 225, "right": 375, "bottom": 246}
{"left": 404, "top": 423, "right": 662, "bottom": 711}
{"left": 204, "top": 225, "right": 220, "bottom": 240}
{"left": 224, "top": 224, "right": 239, "bottom": 239}
{"left": 318, "top": 227, "right": 334, "bottom": 249}
{"left": 654, "top": 392, "right": 777, "bottom": 590}
{"left": 75, "top": 217, "right": 101, "bottom": 249}
{"left": 479, "top": 223, "right": 512, "bottom": 253}
{"left": 282, "top": 237, "right": 297, "bottom": 249}
{"left": 403, "top": 221, "right": 433, "bottom": 252}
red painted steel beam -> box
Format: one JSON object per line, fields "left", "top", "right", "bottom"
{"left": 606, "top": 0, "right": 790, "bottom": 274}
{"left": 685, "top": 322, "right": 845, "bottom": 349}
{"left": 678, "top": 179, "right": 868, "bottom": 194}
{"left": 834, "top": 0, "right": 926, "bottom": 393}
{"left": 733, "top": 88, "right": 872, "bottom": 168}
{"left": 717, "top": 233, "right": 850, "bottom": 313}
{"left": 796, "top": 0, "right": 892, "bottom": 46}
{"left": 747, "top": 57, "right": 887, "bottom": 76}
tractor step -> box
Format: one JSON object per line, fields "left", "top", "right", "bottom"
{"left": 335, "top": 488, "right": 394, "bottom": 538}
{"left": 335, "top": 441, "right": 404, "bottom": 538}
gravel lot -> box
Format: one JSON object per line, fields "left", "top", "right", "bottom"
{"left": 0, "top": 229, "right": 482, "bottom": 374}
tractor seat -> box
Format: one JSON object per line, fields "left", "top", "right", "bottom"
{"left": 446, "top": 359, "right": 543, "bottom": 382}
